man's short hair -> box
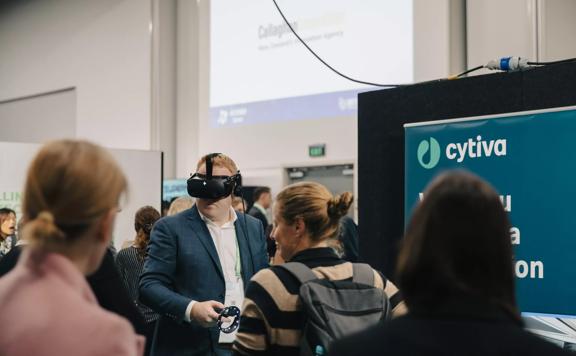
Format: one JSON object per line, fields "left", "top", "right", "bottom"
{"left": 196, "top": 153, "right": 238, "bottom": 175}
{"left": 253, "top": 187, "right": 271, "bottom": 202}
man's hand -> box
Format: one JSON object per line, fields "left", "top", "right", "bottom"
{"left": 190, "top": 300, "right": 225, "bottom": 327}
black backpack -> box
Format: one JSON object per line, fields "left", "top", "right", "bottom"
{"left": 279, "top": 262, "right": 390, "bottom": 356}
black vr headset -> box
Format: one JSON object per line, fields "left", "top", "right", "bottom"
{"left": 187, "top": 153, "right": 242, "bottom": 199}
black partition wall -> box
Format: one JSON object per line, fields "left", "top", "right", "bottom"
{"left": 358, "top": 62, "right": 576, "bottom": 279}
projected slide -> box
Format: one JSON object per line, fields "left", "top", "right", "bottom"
{"left": 210, "top": 0, "right": 413, "bottom": 127}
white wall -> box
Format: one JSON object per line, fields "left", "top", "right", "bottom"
{"left": 467, "top": 0, "right": 538, "bottom": 76}
{"left": 466, "top": 0, "right": 576, "bottom": 75}
{"left": 0, "top": 0, "right": 152, "bottom": 150}
{"left": 112, "top": 149, "right": 163, "bottom": 248}
{"left": 414, "top": 0, "right": 465, "bottom": 81}
{"left": 151, "top": 0, "right": 178, "bottom": 178}
{"left": 175, "top": 0, "right": 201, "bottom": 179}
{"left": 0, "top": 89, "right": 76, "bottom": 143}
{"left": 538, "top": 0, "right": 576, "bottom": 62}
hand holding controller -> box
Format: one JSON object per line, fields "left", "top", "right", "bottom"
{"left": 190, "top": 300, "right": 225, "bottom": 327}
{"left": 217, "top": 306, "right": 241, "bottom": 334}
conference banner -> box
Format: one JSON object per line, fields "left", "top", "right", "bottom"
{"left": 404, "top": 106, "right": 576, "bottom": 344}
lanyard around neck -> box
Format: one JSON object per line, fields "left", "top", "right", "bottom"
{"left": 234, "top": 241, "right": 241, "bottom": 278}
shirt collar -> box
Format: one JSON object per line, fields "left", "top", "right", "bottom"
{"left": 198, "top": 207, "right": 238, "bottom": 228}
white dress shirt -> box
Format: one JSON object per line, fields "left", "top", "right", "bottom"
{"left": 184, "top": 207, "right": 244, "bottom": 322}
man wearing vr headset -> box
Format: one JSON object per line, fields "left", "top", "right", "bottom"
{"left": 140, "top": 153, "right": 269, "bottom": 356}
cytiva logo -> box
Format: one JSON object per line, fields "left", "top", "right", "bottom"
{"left": 417, "top": 135, "right": 507, "bottom": 168}
{"left": 417, "top": 137, "right": 441, "bottom": 169}
{"left": 446, "top": 136, "right": 507, "bottom": 163}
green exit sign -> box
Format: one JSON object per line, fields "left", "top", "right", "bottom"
{"left": 309, "top": 144, "right": 326, "bottom": 157}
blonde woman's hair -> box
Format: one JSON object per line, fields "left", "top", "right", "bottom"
{"left": 275, "top": 182, "right": 353, "bottom": 242}
{"left": 21, "top": 140, "right": 127, "bottom": 249}
{"left": 167, "top": 196, "right": 195, "bottom": 216}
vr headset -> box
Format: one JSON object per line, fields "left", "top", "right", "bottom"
{"left": 187, "top": 153, "right": 242, "bottom": 199}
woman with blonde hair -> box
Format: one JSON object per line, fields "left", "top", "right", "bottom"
{"left": 167, "top": 195, "right": 195, "bottom": 216}
{"left": 0, "top": 140, "right": 144, "bottom": 356}
{"left": 233, "top": 182, "right": 404, "bottom": 355}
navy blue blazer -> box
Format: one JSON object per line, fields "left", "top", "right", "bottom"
{"left": 139, "top": 206, "right": 269, "bottom": 356}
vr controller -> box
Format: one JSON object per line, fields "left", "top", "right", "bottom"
{"left": 216, "top": 306, "right": 241, "bottom": 334}
{"left": 187, "top": 153, "right": 242, "bottom": 199}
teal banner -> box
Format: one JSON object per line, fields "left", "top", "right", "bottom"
{"left": 404, "top": 107, "right": 576, "bottom": 316}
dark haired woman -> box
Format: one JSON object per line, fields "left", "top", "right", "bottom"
{"left": 116, "top": 205, "right": 161, "bottom": 347}
{"left": 329, "top": 171, "right": 570, "bottom": 356}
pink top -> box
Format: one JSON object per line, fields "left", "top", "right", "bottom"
{"left": 0, "top": 250, "right": 145, "bottom": 356}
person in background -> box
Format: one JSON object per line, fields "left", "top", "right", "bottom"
{"left": 321, "top": 198, "right": 358, "bottom": 262}
{"left": 116, "top": 206, "right": 162, "bottom": 355}
{"left": 329, "top": 171, "right": 571, "bottom": 356}
{"left": 337, "top": 216, "right": 359, "bottom": 262}
{"left": 0, "top": 213, "right": 25, "bottom": 275}
{"left": 232, "top": 196, "right": 247, "bottom": 213}
{"left": 167, "top": 196, "right": 195, "bottom": 216}
{"left": 248, "top": 187, "right": 276, "bottom": 261}
{"left": 233, "top": 182, "right": 405, "bottom": 356}
{"left": 122, "top": 201, "right": 181, "bottom": 250}
{"left": 247, "top": 187, "right": 271, "bottom": 229}
{"left": 140, "top": 153, "right": 269, "bottom": 356}
{"left": 161, "top": 200, "right": 170, "bottom": 217}
{"left": 0, "top": 208, "right": 17, "bottom": 259}
{"left": 0, "top": 139, "right": 144, "bottom": 356}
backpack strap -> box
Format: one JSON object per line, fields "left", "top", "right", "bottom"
{"left": 279, "top": 262, "right": 318, "bottom": 284}
{"left": 352, "top": 263, "right": 374, "bottom": 286}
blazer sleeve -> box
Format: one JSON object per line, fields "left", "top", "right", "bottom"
{"left": 139, "top": 218, "right": 191, "bottom": 322}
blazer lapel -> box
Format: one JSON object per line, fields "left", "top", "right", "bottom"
{"left": 187, "top": 206, "right": 224, "bottom": 281}
{"left": 234, "top": 214, "right": 253, "bottom": 285}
